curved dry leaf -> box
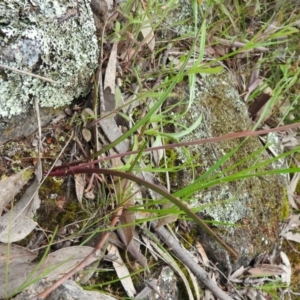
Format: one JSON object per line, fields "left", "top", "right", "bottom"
{"left": 74, "top": 173, "right": 85, "bottom": 205}
{"left": 103, "top": 87, "right": 116, "bottom": 113}
{"left": 118, "top": 208, "right": 135, "bottom": 247}
{"left": 99, "top": 118, "right": 130, "bottom": 153}
{"left": 0, "top": 168, "right": 33, "bottom": 214}
{"left": 279, "top": 251, "right": 291, "bottom": 285}
{"left": 140, "top": 15, "right": 155, "bottom": 52}
{"left": 195, "top": 241, "right": 209, "bottom": 267}
{"left": 0, "top": 176, "right": 40, "bottom": 243}
{"left": 0, "top": 217, "right": 37, "bottom": 243}
{"left": 229, "top": 266, "right": 247, "bottom": 281}
{"left": 0, "top": 244, "right": 37, "bottom": 267}
{"left": 107, "top": 243, "right": 136, "bottom": 297}
{"left": 282, "top": 231, "right": 300, "bottom": 243}
{"left": 0, "top": 261, "right": 36, "bottom": 299}
{"left": 81, "top": 108, "right": 95, "bottom": 126}
{"left": 0, "top": 246, "right": 97, "bottom": 298}
{"left": 287, "top": 174, "right": 300, "bottom": 209}
{"left": 247, "top": 264, "right": 285, "bottom": 276}
{"left": 104, "top": 42, "right": 118, "bottom": 95}
{"left": 38, "top": 246, "right": 98, "bottom": 280}
{"left": 0, "top": 244, "right": 38, "bottom": 298}
{"left": 116, "top": 181, "right": 143, "bottom": 248}
{"left": 82, "top": 128, "right": 92, "bottom": 142}
{"left": 151, "top": 136, "right": 164, "bottom": 166}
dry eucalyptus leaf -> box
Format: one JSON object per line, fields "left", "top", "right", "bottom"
{"left": 279, "top": 251, "right": 291, "bottom": 285}
{"left": 139, "top": 14, "right": 155, "bottom": 52}
{"left": 0, "top": 243, "right": 37, "bottom": 267}
{"left": 102, "top": 87, "right": 116, "bottom": 116}
{"left": 282, "top": 231, "right": 300, "bottom": 243}
{"left": 151, "top": 136, "right": 164, "bottom": 166}
{"left": 74, "top": 173, "right": 86, "bottom": 205}
{"left": 84, "top": 190, "right": 95, "bottom": 200}
{"left": 229, "top": 266, "right": 247, "bottom": 281}
{"left": 0, "top": 168, "right": 33, "bottom": 214}
{"left": 107, "top": 243, "right": 136, "bottom": 297}
{"left": 195, "top": 241, "right": 209, "bottom": 267}
{"left": 99, "top": 118, "right": 129, "bottom": 153}
{"left": 120, "top": 47, "right": 135, "bottom": 62}
{"left": 0, "top": 176, "right": 40, "bottom": 243}
{"left": 0, "top": 246, "right": 98, "bottom": 298}
{"left": 38, "top": 246, "right": 98, "bottom": 280}
{"left": 0, "top": 244, "right": 37, "bottom": 298}
{"left": 116, "top": 180, "right": 139, "bottom": 248}
{"left": 82, "top": 128, "right": 92, "bottom": 142}
{"left": 81, "top": 108, "right": 95, "bottom": 127}
{"left": 0, "top": 261, "right": 37, "bottom": 299}
{"left": 118, "top": 208, "right": 135, "bottom": 248}
{"left": 280, "top": 214, "right": 300, "bottom": 237}
{"left": 0, "top": 218, "right": 37, "bottom": 244}
{"left": 247, "top": 264, "right": 285, "bottom": 276}
{"left": 287, "top": 174, "right": 300, "bottom": 209}
{"left": 104, "top": 42, "right": 118, "bottom": 95}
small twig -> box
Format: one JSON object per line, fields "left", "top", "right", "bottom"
{"left": 51, "top": 121, "right": 300, "bottom": 171}
{"left": 150, "top": 221, "right": 234, "bottom": 300}
{"left": 0, "top": 63, "right": 57, "bottom": 83}
{"left": 34, "top": 98, "right": 43, "bottom": 154}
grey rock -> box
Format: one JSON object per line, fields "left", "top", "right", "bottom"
{"left": 135, "top": 266, "right": 178, "bottom": 300}
{"left": 166, "top": 72, "right": 286, "bottom": 273}
{"left": 14, "top": 279, "right": 117, "bottom": 300}
{"left": 0, "top": 106, "right": 63, "bottom": 145}
{"left": 0, "top": 0, "right": 99, "bottom": 118}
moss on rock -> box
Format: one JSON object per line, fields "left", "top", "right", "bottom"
{"left": 165, "top": 72, "right": 287, "bottom": 271}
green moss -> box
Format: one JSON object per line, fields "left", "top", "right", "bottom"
{"left": 38, "top": 177, "right": 89, "bottom": 230}
{"left": 280, "top": 188, "right": 290, "bottom": 220}
{"left": 21, "top": 169, "right": 34, "bottom": 181}
{"left": 161, "top": 73, "right": 286, "bottom": 267}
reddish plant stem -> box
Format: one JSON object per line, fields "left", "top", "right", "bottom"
{"left": 51, "top": 122, "right": 300, "bottom": 173}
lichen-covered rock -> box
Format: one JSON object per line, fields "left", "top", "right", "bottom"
{"left": 0, "top": 0, "right": 99, "bottom": 117}
{"left": 165, "top": 73, "right": 287, "bottom": 272}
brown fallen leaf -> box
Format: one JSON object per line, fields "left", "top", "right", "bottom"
{"left": 247, "top": 264, "right": 286, "bottom": 276}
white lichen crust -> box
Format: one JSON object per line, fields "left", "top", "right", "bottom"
{"left": 0, "top": 0, "right": 99, "bottom": 117}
